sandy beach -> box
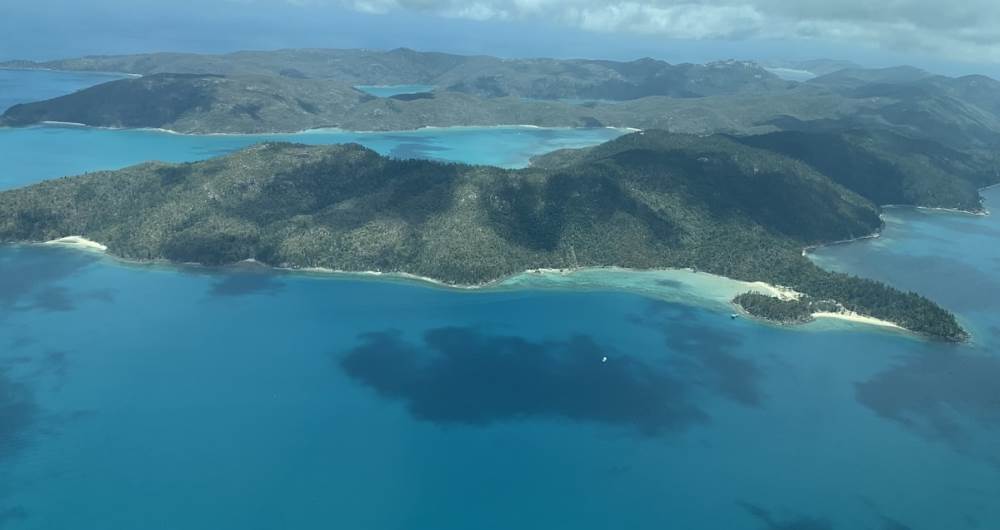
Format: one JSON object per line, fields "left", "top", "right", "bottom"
{"left": 811, "top": 310, "right": 903, "bottom": 330}
{"left": 43, "top": 235, "right": 107, "bottom": 252}
{"left": 40, "top": 244, "right": 905, "bottom": 333}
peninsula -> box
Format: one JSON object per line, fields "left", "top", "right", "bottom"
{"left": 0, "top": 130, "right": 967, "bottom": 340}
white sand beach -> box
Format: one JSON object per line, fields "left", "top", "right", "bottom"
{"left": 811, "top": 310, "right": 903, "bottom": 330}
{"left": 46, "top": 245, "right": 905, "bottom": 333}
{"left": 43, "top": 236, "right": 107, "bottom": 252}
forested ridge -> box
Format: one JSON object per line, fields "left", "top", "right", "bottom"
{"left": 0, "top": 131, "right": 967, "bottom": 340}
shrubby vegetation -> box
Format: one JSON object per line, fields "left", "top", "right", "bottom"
{"left": 735, "top": 129, "right": 998, "bottom": 211}
{"left": 733, "top": 292, "right": 815, "bottom": 323}
{"left": 0, "top": 131, "right": 967, "bottom": 340}
{"left": 1, "top": 50, "right": 789, "bottom": 100}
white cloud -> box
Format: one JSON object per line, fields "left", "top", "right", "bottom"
{"left": 317, "top": 0, "right": 1000, "bottom": 62}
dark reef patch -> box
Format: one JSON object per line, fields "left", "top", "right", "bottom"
{"left": 37, "top": 351, "right": 70, "bottom": 381}
{"left": 0, "top": 368, "right": 40, "bottom": 462}
{"left": 7, "top": 336, "right": 36, "bottom": 351}
{"left": 856, "top": 348, "right": 1000, "bottom": 450}
{"left": 208, "top": 272, "right": 285, "bottom": 297}
{"left": 30, "top": 286, "right": 75, "bottom": 312}
{"left": 879, "top": 516, "right": 913, "bottom": 530}
{"left": 630, "top": 301, "right": 764, "bottom": 407}
{"left": 389, "top": 92, "right": 434, "bottom": 101}
{"left": 0, "top": 506, "right": 28, "bottom": 528}
{"left": 388, "top": 142, "right": 449, "bottom": 161}
{"left": 0, "top": 246, "right": 99, "bottom": 313}
{"left": 29, "top": 286, "right": 114, "bottom": 312}
{"left": 339, "top": 326, "right": 708, "bottom": 434}
{"left": 740, "top": 502, "right": 834, "bottom": 530}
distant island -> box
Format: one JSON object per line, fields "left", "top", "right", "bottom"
{"left": 4, "top": 48, "right": 999, "bottom": 212}
{"left": 0, "top": 49, "right": 791, "bottom": 100}
{"left": 3, "top": 48, "right": 1000, "bottom": 154}
{"left": 0, "top": 130, "right": 968, "bottom": 340}
{"left": 3, "top": 48, "right": 998, "bottom": 340}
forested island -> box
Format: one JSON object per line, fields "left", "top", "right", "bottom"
{"left": 5, "top": 48, "right": 1000, "bottom": 213}
{"left": 6, "top": 49, "right": 1000, "bottom": 152}
{"left": 2, "top": 49, "right": 994, "bottom": 339}
{"left": 0, "top": 48, "right": 790, "bottom": 100}
{"left": 0, "top": 130, "right": 967, "bottom": 340}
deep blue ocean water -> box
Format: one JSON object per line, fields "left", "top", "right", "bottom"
{"left": 1, "top": 71, "right": 999, "bottom": 530}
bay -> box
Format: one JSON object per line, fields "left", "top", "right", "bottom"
{"left": 0, "top": 69, "right": 999, "bottom": 530}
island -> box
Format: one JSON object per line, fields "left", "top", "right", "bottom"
{"left": 0, "top": 48, "right": 791, "bottom": 100}
{"left": 5, "top": 49, "right": 1000, "bottom": 214}
{"left": 5, "top": 48, "right": 1000, "bottom": 156}
{"left": 0, "top": 130, "right": 967, "bottom": 341}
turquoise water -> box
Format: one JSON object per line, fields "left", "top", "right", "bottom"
{"left": 0, "top": 125, "right": 624, "bottom": 190}
{"left": 355, "top": 84, "right": 435, "bottom": 97}
{"left": 2, "top": 71, "right": 1000, "bottom": 530}
{"left": 763, "top": 67, "right": 818, "bottom": 82}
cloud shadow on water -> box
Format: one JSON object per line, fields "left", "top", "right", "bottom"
{"left": 856, "top": 348, "right": 1000, "bottom": 454}
{"left": 339, "top": 326, "right": 709, "bottom": 434}
{"left": 629, "top": 301, "right": 764, "bottom": 407}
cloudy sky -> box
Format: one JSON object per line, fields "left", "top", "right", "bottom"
{"left": 3, "top": 0, "right": 999, "bottom": 75}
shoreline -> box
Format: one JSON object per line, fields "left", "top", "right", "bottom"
{"left": 803, "top": 189, "right": 999, "bottom": 258}
{"left": 22, "top": 121, "right": 634, "bottom": 137}
{"left": 0, "top": 66, "right": 140, "bottom": 78}
{"left": 42, "top": 235, "right": 108, "bottom": 252}
{"left": 802, "top": 231, "right": 881, "bottom": 255}
{"left": 811, "top": 310, "right": 903, "bottom": 330}
{"left": 31, "top": 237, "right": 905, "bottom": 334}
{"left": 882, "top": 203, "right": 988, "bottom": 217}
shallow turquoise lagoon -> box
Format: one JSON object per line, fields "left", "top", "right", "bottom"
{"left": 0, "top": 125, "right": 625, "bottom": 190}
{"left": 355, "top": 84, "right": 435, "bottom": 97}
{"left": 1, "top": 70, "right": 999, "bottom": 530}
{"left": 0, "top": 69, "right": 623, "bottom": 189}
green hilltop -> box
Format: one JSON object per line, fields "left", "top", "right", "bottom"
{"left": 0, "top": 131, "right": 967, "bottom": 340}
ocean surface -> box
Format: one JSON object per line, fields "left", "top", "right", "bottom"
{"left": 763, "top": 67, "right": 818, "bottom": 82}
{"left": 0, "top": 69, "right": 128, "bottom": 114}
{"left": 355, "top": 84, "right": 435, "bottom": 97}
{"left": 0, "top": 124, "right": 625, "bottom": 191}
{"left": 2, "top": 70, "right": 1000, "bottom": 530}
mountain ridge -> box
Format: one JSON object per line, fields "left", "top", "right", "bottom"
{"left": 0, "top": 131, "right": 967, "bottom": 340}
{"left": 0, "top": 48, "right": 792, "bottom": 101}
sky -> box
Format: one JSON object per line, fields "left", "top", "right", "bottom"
{"left": 3, "top": 0, "right": 1000, "bottom": 77}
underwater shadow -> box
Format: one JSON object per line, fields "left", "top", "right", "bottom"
{"left": 629, "top": 300, "right": 764, "bottom": 407}
{"left": 338, "top": 326, "right": 709, "bottom": 435}
{"left": 0, "top": 246, "right": 111, "bottom": 314}
{"left": 856, "top": 347, "right": 1000, "bottom": 457}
